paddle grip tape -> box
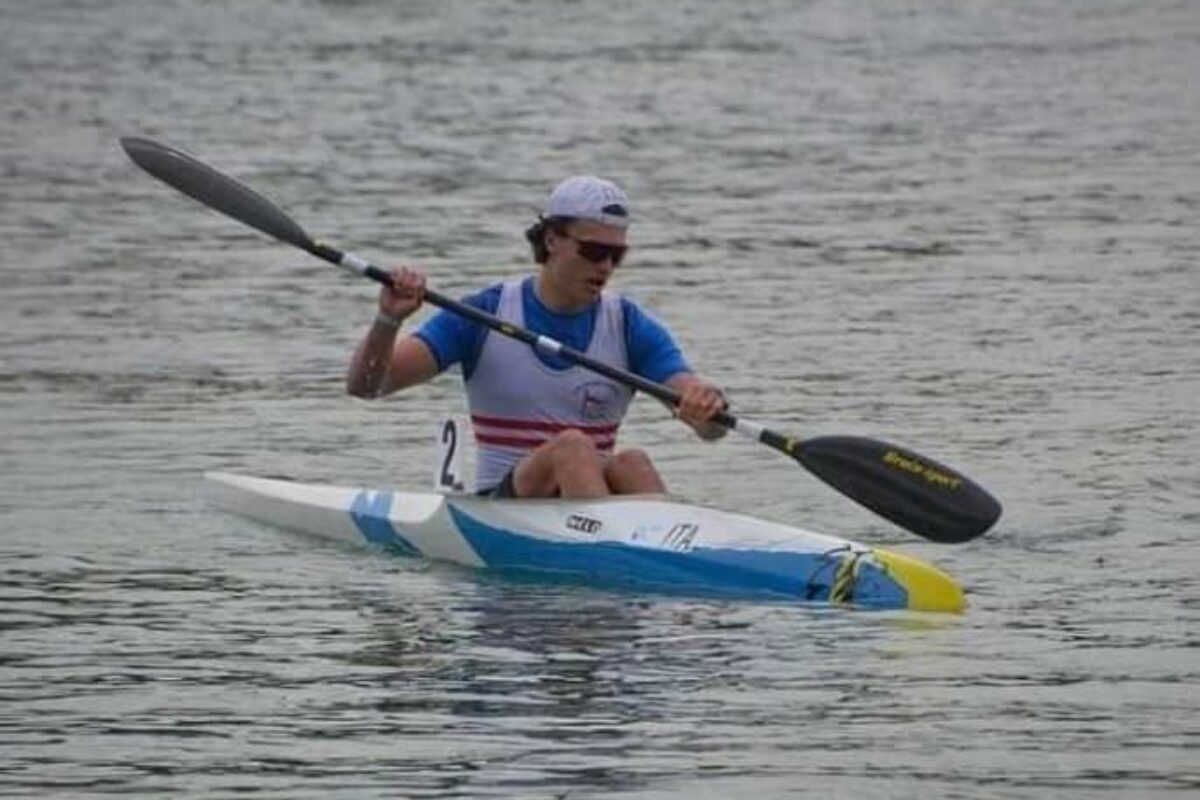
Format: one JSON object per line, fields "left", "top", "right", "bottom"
{"left": 339, "top": 251, "right": 372, "bottom": 276}
{"left": 731, "top": 418, "right": 766, "bottom": 442}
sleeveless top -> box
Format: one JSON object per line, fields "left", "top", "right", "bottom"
{"left": 465, "top": 280, "right": 635, "bottom": 490}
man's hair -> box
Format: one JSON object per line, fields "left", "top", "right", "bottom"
{"left": 524, "top": 216, "right": 573, "bottom": 264}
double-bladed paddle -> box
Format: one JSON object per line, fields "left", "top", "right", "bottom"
{"left": 119, "top": 136, "right": 1002, "bottom": 543}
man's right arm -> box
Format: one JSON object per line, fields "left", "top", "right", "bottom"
{"left": 347, "top": 265, "right": 439, "bottom": 398}
{"left": 347, "top": 323, "right": 440, "bottom": 398}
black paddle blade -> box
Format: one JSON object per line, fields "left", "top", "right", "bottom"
{"left": 120, "top": 136, "right": 313, "bottom": 251}
{"left": 795, "top": 436, "right": 1001, "bottom": 543}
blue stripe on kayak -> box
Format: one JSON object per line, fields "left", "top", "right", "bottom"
{"left": 349, "top": 490, "right": 420, "bottom": 556}
{"left": 447, "top": 505, "right": 909, "bottom": 608}
{"left": 850, "top": 559, "right": 912, "bottom": 608}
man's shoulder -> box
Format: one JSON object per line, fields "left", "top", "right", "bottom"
{"left": 615, "top": 294, "right": 673, "bottom": 337}
{"left": 415, "top": 280, "right": 511, "bottom": 372}
{"left": 614, "top": 293, "right": 690, "bottom": 380}
{"left": 465, "top": 281, "right": 506, "bottom": 312}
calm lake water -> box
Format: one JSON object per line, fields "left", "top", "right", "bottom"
{"left": 2, "top": 0, "right": 1197, "bottom": 797}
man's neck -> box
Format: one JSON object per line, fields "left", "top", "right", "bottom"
{"left": 534, "top": 271, "right": 591, "bottom": 314}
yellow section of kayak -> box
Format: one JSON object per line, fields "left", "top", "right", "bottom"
{"left": 874, "top": 548, "right": 967, "bottom": 613}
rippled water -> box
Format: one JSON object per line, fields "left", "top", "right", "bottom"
{"left": 2, "top": 1, "right": 1198, "bottom": 797}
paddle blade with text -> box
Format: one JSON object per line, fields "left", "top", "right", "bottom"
{"left": 796, "top": 436, "right": 1001, "bottom": 543}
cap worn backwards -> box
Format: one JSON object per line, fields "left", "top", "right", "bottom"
{"left": 544, "top": 175, "right": 630, "bottom": 229}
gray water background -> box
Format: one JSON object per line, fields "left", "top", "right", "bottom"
{"left": 2, "top": 0, "right": 1197, "bottom": 797}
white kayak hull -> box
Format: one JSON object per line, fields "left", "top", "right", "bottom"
{"left": 203, "top": 472, "right": 966, "bottom": 612}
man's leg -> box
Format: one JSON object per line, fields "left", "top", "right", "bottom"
{"left": 512, "top": 429, "right": 609, "bottom": 498}
{"left": 604, "top": 448, "right": 666, "bottom": 495}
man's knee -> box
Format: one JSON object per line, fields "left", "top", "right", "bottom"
{"left": 604, "top": 447, "right": 665, "bottom": 494}
{"left": 609, "top": 447, "right": 653, "bottom": 473}
{"left": 548, "top": 428, "right": 599, "bottom": 461}
{"left": 514, "top": 429, "right": 608, "bottom": 498}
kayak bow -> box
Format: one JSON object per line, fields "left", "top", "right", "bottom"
{"left": 204, "top": 472, "right": 966, "bottom": 613}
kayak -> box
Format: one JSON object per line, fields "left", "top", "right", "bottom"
{"left": 203, "top": 472, "right": 966, "bottom": 613}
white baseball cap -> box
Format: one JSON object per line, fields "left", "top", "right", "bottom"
{"left": 544, "top": 175, "right": 631, "bottom": 228}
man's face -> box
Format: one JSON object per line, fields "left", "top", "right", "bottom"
{"left": 545, "top": 220, "right": 628, "bottom": 304}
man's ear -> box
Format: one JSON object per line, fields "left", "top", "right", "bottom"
{"left": 544, "top": 226, "right": 562, "bottom": 256}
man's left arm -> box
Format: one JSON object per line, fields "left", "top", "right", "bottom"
{"left": 622, "top": 298, "right": 728, "bottom": 440}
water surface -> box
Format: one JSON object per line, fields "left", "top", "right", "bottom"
{"left": 2, "top": 1, "right": 1197, "bottom": 797}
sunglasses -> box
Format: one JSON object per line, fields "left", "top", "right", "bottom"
{"left": 564, "top": 233, "right": 628, "bottom": 266}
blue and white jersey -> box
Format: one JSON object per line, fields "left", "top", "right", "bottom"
{"left": 414, "top": 277, "right": 691, "bottom": 490}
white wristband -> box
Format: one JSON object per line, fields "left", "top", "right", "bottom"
{"left": 374, "top": 312, "right": 403, "bottom": 330}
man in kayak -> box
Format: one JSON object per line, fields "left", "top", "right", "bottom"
{"left": 347, "top": 176, "right": 728, "bottom": 498}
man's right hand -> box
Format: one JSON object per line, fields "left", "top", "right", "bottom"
{"left": 379, "top": 266, "right": 426, "bottom": 322}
